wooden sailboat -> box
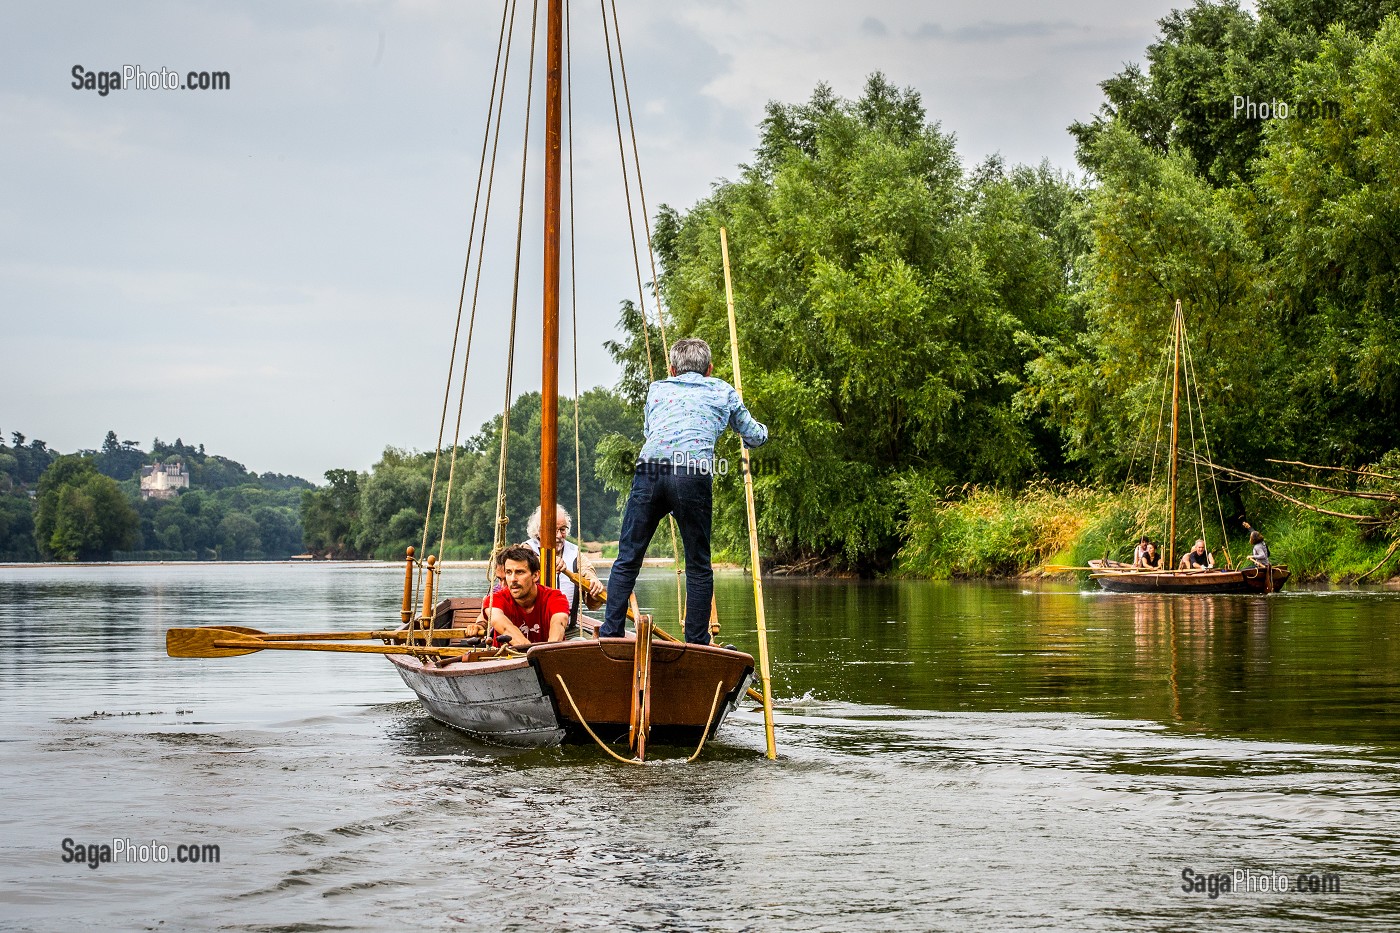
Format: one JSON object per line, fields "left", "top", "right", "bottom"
{"left": 1088, "top": 301, "right": 1290, "bottom": 595}
{"left": 382, "top": 0, "right": 759, "bottom": 756}
{"left": 167, "top": 0, "right": 768, "bottom": 761}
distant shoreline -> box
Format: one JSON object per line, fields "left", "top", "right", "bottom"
{"left": 0, "top": 557, "right": 691, "bottom": 571}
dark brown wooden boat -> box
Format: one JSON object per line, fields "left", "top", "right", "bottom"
{"left": 1088, "top": 559, "right": 1290, "bottom": 594}
{"left": 1090, "top": 301, "right": 1290, "bottom": 596}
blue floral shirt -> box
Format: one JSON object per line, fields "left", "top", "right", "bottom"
{"left": 637, "top": 371, "right": 768, "bottom": 466}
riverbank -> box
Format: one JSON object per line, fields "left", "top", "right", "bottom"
{"left": 895, "top": 482, "right": 1400, "bottom": 584}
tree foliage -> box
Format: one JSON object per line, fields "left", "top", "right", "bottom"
{"left": 33, "top": 456, "right": 139, "bottom": 560}
{"left": 1043, "top": 7, "right": 1400, "bottom": 481}
{"left": 300, "top": 389, "right": 640, "bottom": 560}
{"left": 646, "top": 75, "right": 1088, "bottom": 571}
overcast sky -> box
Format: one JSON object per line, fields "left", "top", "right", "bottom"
{"left": 1, "top": 0, "right": 1180, "bottom": 482}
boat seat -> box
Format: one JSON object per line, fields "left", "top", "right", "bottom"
{"left": 432, "top": 597, "right": 485, "bottom": 630}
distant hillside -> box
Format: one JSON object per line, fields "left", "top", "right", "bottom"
{"left": 0, "top": 429, "right": 312, "bottom": 562}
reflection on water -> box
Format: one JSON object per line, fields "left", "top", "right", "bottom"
{"left": 1, "top": 564, "right": 1398, "bottom": 930}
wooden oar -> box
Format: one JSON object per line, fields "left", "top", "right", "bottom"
{"left": 167, "top": 628, "right": 509, "bottom": 660}
{"left": 558, "top": 566, "right": 766, "bottom": 705}
{"left": 189, "top": 625, "right": 476, "bottom": 643}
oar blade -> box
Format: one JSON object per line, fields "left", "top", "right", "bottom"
{"left": 166, "top": 627, "right": 262, "bottom": 659}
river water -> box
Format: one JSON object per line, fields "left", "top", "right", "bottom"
{"left": 1, "top": 563, "right": 1397, "bottom": 931}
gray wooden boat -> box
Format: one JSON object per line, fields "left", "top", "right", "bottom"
{"left": 387, "top": 636, "right": 754, "bottom": 749}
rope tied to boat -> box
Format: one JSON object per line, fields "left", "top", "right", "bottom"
{"left": 554, "top": 674, "right": 727, "bottom": 765}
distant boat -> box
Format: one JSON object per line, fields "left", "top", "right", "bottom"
{"left": 1088, "top": 559, "right": 1288, "bottom": 594}
{"left": 1089, "top": 301, "right": 1289, "bottom": 595}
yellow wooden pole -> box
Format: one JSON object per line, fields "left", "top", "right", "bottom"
{"left": 720, "top": 226, "right": 777, "bottom": 760}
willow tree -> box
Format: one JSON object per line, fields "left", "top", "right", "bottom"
{"left": 642, "top": 76, "right": 1085, "bottom": 571}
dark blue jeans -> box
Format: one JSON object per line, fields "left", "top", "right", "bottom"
{"left": 603, "top": 463, "right": 713, "bottom": 644}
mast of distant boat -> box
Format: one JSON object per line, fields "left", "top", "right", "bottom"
{"left": 1166, "top": 299, "right": 1183, "bottom": 569}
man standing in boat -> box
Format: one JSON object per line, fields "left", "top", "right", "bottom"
{"left": 602, "top": 338, "right": 768, "bottom": 645}
{"left": 484, "top": 545, "right": 570, "bottom": 647}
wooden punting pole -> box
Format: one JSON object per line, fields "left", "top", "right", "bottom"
{"left": 538, "top": 0, "right": 563, "bottom": 589}
{"left": 720, "top": 226, "right": 778, "bottom": 760}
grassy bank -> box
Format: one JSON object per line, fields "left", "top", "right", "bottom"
{"left": 895, "top": 482, "right": 1398, "bottom": 583}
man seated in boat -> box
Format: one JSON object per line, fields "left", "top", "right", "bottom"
{"left": 466, "top": 550, "right": 510, "bottom": 634}
{"left": 1178, "top": 539, "right": 1216, "bottom": 570}
{"left": 522, "top": 504, "right": 604, "bottom": 632}
{"left": 482, "top": 545, "right": 570, "bottom": 648}
{"left": 603, "top": 337, "right": 768, "bottom": 645}
{"left": 1132, "top": 536, "right": 1161, "bottom": 569}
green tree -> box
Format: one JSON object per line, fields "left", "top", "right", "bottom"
{"left": 217, "top": 511, "right": 262, "bottom": 559}
{"left": 1252, "top": 17, "right": 1400, "bottom": 464}
{"left": 302, "top": 468, "right": 363, "bottom": 557}
{"left": 1070, "top": 0, "right": 1399, "bottom": 186}
{"left": 1022, "top": 123, "right": 1272, "bottom": 476}
{"left": 33, "top": 456, "right": 139, "bottom": 560}
{"left": 649, "top": 75, "right": 1085, "bottom": 570}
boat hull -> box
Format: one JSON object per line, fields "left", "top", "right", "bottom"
{"left": 388, "top": 639, "right": 754, "bottom": 750}
{"left": 388, "top": 655, "right": 566, "bottom": 747}
{"left": 1088, "top": 560, "right": 1290, "bottom": 594}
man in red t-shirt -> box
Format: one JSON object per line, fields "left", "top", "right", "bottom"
{"left": 483, "top": 545, "right": 569, "bottom": 647}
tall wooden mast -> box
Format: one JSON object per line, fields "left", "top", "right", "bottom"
{"left": 539, "top": 0, "right": 562, "bottom": 587}
{"left": 1167, "top": 299, "right": 1182, "bottom": 569}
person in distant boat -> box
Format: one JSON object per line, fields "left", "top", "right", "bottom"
{"left": 522, "top": 504, "right": 604, "bottom": 630}
{"left": 602, "top": 338, "right": 768, "bottom": 645}
{"left": 1133, "top": 536, "right": 1161, "bottom": 568}
{"left": 482, "top": 545, "right": 569, "bottom": 648}
{"left": 1245, "top": 525, "right": 1271, "bottom": 569}
{"left": 1179, "top": 539, "right": 1215, "bottom": 570}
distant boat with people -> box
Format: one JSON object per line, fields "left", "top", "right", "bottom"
{"left": 1088, "top": 301, "right": 1289, "bottom": 595}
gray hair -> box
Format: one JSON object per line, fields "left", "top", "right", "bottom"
{"left": 669, "top": 338, "right": 711, "bottom": 376}
{"left": 527, "top": 504, "right": 571, "bottom": 539}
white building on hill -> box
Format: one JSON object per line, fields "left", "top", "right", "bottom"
{"left": 140, "top": 462, "right": 189, "bottom": 500}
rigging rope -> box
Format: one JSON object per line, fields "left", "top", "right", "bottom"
{"left": 1116, "top": 321, "right": 1175, "bottom": 555}
{"left": 415, "top": 0, "right": 515, "bottom": 609}
{"left": 599, "top": 0, "right": 686, "bottom": 625}
{"left": 566, "top": 0, "right": 584, "bottom": 553}
{"left": 597, "top": 0, "right": 655, "bottom": 377}
{"left": 1170, "top": 305, "right": 1215, "bottom": 560}
{"left": 607, "top": 0, "right": 670, "bottom": 358}
{"left": 1180, "top": 315, "right": 1234, "bottom": 568}
{"left": 433, "top": 0, "right": 520, "bottom": 569}
{"left": 492, "top": 0, "right": 543, "bottom": 568}
{"left": 1144, "top": 320, "right": 1176, "bottom": 550}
